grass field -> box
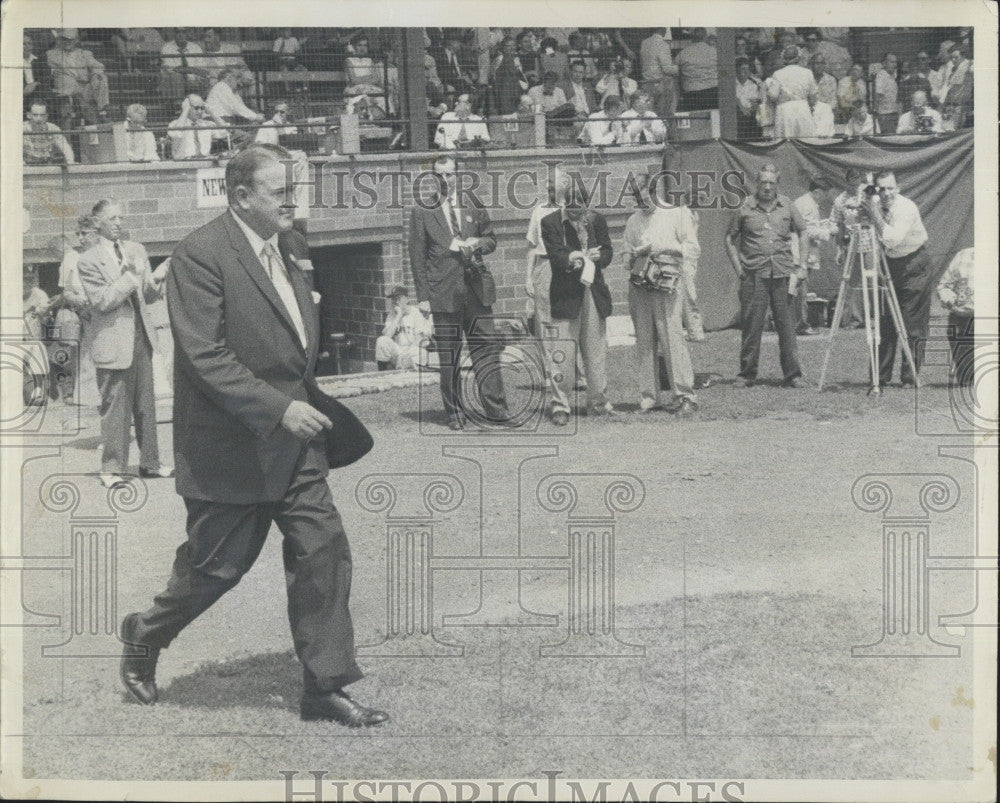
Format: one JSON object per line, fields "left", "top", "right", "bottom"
{"left": 13, "top": 324, "right": 988, "bottom": 785}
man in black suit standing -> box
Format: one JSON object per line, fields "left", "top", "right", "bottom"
{"left": 119, "top": 143, "right": 387, "bottom": 728}
{"left": 408, "top": 155, "right": 513, "bottom": 429}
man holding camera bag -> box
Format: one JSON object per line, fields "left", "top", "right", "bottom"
{"left": 623, "top": 170, "right": 700, "bottom": 415}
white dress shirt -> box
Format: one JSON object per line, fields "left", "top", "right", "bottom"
{"left": 167, "top": 116, "right": 215, "bottom": 159}
{"left": 434, "top": 112, "right": 490, "bottom": 150}
{"left": 619, "top": 109, "right": 666, "bottom": 145}
{"left": 895, "top": 108, "right": 943, "bottom": 134}
{"left": 229, "top": 211, "right": 307, "bottom": 348}
{"left": 207, "top": 80, "right": 259, "bottom": 122}
{"left": 127, "top": 124, "right": 160, "bottom": 162}
{"left": 564, "top": 81, "right": 591, "bottom": 115}
{"left": 579, "top": 111, "right": 622, "bottom": 146}
{"left": 879, "top": 195, "right": 928, "bottom": 259}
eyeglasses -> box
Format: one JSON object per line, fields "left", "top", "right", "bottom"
{"left": 190, "top": 104, "right": 205, "bottom": 110}
{"left": 275, "top": 109, "right": 289, "bottom": 115}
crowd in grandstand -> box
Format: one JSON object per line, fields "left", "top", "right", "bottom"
{"left": 23, "top": 26, "right": 974, "bottom": 165}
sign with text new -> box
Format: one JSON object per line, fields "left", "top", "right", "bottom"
{"left": 196, "top": 167, "right": 228, "bottom": 208}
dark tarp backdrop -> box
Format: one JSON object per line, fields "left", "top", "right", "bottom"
{"left": 670, "top": 131, "right": 974, "bottom": 330}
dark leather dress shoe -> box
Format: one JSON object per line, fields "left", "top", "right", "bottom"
{"left": 120, "top": 612, "right": 160, "bottom": 705}
{"left": 301, "top": 690, "right": 390, "bottom": 727}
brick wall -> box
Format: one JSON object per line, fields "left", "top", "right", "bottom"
{"left": 23, "top": 145, "right": 665, "bottom": 369}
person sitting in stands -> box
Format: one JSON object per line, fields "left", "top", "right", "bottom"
{"left": 528, "top": 71, "right": 576, "bottom": 124}
{"left": 46, "top": 28, "right": 109, "bottom": 126}
{"left": 345, "top": 34, "right": 386, "bottom": 110}
{"left": 273, "top": 27, "right": 302, "bottom": 71}
{"left": 207, "top": 68, "right": 264, "bottom": 125}
{"left": 159, "top": 28, "right": 208, "bottom": 102}
{"left": 843, "top": 100, "right": 875, "bottom": 136}
{"left": 560, "top": 60, "right": 597, "bottom": 120}
{"left": 200, "top": 28, "right": 251, "bottom": 87}
{"left": 578, "top": 95, "right": 625, "bottom": 146}
{"left": 23, "top": 102, "right": 75, "bottom": 165}
{"left": 434, "top": 93, "right": 490, "bottom": 150}
{"left": 896, "top": 90, "right": 943, "bottom": 134}
{"left": 376, "top": 286, "right": 435, "bottom": 371}
{"left": 836, "top": 63, "right": 867, "bottom": 123}
{"left": 125, "top": 103, "right": 160, "bottom": 162}
{"left": 112, "top": 28, "right": 165, "bottom": 69}
{"left": 255, "top": 101, "right": 299, "bottom": 145}
{"left": 167, "top": 94, "right": 220, "bottom": 159}
{"left": 619, "top": 90, "right": 667, "bottom": 145}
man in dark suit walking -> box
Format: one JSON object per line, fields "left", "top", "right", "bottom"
{"left": 119, "top": 143, "right": 387, "bottom": 728}
{"left": 408, "top": 154, "right": 513, "bottom": 430}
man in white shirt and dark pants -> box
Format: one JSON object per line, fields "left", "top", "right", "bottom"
{"left": 867, "top": 170, "right": 931, "bottom": 387}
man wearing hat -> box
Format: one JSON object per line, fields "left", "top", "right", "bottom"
{"left": 46, "top": 29, "right": 109, "bottom": 128}
{"left": 376, "top": 286, "right": 434, "bottom": 371}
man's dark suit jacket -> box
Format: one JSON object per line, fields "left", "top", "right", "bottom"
{"left": 539, "top": 209, "right": 614, "bottom": 321}
{"left": 558, "top": 78, "right": 598, "bottom": 116}
{"left": 408, "top": 194, "right": 497, "bottom": 313}
{"left": 167, "top": 211, "right": 370, "bottom": 504}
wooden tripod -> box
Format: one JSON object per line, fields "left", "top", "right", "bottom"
{"left": 818, "top": 223, "right": 919, "bottom": 394}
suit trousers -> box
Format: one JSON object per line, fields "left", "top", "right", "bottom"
{"left": 878, "top": 245, "right": 932, "bottom": 385}
{"left": 433, "top": 294, "right": 510, "bottom": 423}
{"left": 739, "top": 272, "right": 802, "bottom": 382}
{"left": 629, "top": 284, "right": 696, "bottom": 404}
{"left": 530, "top": 257, "right": 587, "bottom": 391}
{"left": 947, "top": 313, "right": 975, "bottom": 387}
{"left": 131, "top": 439, "right": 363, "bottom": 693}
{"left": 95, "top": 307, "right": 160, "bottom": 474}
{"left": 550, "top": 288, "right": 609, "bottom": 415}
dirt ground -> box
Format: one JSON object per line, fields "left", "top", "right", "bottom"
{"left": 8, "top": 326, "right": 992, "bottom": 790}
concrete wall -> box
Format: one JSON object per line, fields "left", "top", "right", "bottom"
{"left": 23, "top": 145, "right": 665, "bottom": 368}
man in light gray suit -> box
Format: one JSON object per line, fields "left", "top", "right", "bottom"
{"left": 77, "top": 199, "right": 173, "bottom": 488}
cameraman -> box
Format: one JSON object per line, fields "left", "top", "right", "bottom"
{"left": 895, "top": 91, "right": 943, "bottom": 134}
{"left": 595, "top": 57, "right": 637, "bottom": 106}
{"left": 866, "top": 170, "right": 931, "bottom": 387}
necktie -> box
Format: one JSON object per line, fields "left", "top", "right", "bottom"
{"left": 448, "top": 200, "right": 462, "bottom": 238}
{"left": 178, "top": 44, "right": 188, "bottom": 73}
{"left": 458, "top": 121, "right": 468, "bottom": 142}
{"left": 262, "top": 242, "right": 307, "bottom": 349}
{"left": 192, "top": 125, "right": 203, "bottom": 157}
{"left": 113, "top": 241, "right": 124, "bottom": 265}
